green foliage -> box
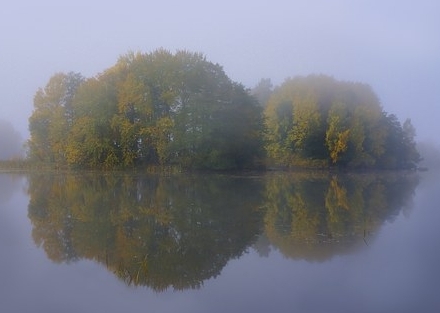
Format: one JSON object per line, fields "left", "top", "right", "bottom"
{"left": 374, "top": 115, "right": 421, "bottom": 169}
{"left": 28, "top": 50, "right": 264, "bottom": 170}
{"left": 28, "top": 72, "right": 84, "bottom": 165}
{"left": 264, "top": 75, "right": 421, "bottom": 169}
{"left": 27, "top": 56, "right": 419, "bottom": 171}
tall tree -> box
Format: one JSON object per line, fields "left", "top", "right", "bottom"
{"left": 28, "top": 72, "right": 84, "bottom": 164}
{"left": 326, "top": 102, "right": 350, "bottom": 164}
{"left": 402, "top": 118, "right": 421, "bottom": 168}
{"left": 66, "top": 72, "right": 120, "bottom": 168}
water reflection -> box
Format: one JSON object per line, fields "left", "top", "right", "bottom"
{"left": 27, "top": 173, "right": 264, "bottom": 291}
{"left": 261, "top": 172, "right": 419, "bottom": 261}
{"left": 26, "top": 171, "right": 418, "bottom": 290}
{"left": 0, "top": 173, "right": 23, "bottom": 204}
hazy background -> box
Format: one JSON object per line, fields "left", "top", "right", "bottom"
{"left": 1, "top": 0, "right": 439, "bottom": 154}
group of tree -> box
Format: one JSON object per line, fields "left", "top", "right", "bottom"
{"left": 27, "top": 49, "right": 420, "bottom": 170}
{"left": 28, "top": 50, "right": 264, "bottom": 170}
{"left": 263, "top": 75, "right": 420, "bottom": 169}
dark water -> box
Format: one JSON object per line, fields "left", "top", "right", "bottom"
{"left": 1, "top": 170, "right": 439, "bottom": 313}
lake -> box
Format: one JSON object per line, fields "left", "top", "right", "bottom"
{"left": 1, "top": 170, "right": 439, "bottom": 313}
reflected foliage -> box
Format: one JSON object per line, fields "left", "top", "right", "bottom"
{"left": 27, "top": 172, "right": 264, "bottom": 291}
{"left": 26, "top": 171, "right": 419, "bottom": 290}
{"left": 263, "top": 172, "right": 419, "bottom": 261}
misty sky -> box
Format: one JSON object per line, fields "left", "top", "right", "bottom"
{"left": 1, "top": 0, "right": 439, "bottom": 145}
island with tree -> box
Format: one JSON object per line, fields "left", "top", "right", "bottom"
{"left": 25, "top": 49, "right": 420, "bottom": 171}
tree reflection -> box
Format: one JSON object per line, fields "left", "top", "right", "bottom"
{"left": 27, "top": 173, "right": 264, "bottom": 291}
{"left": 26, "top": 170, "right": 419, "bottom": 290}
{"left": 262, "top": 172, "right": 419, "bottom": 261}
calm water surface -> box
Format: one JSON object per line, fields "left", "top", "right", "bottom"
{"left": 0, "top": 170, "right": 439, "bottom": 313}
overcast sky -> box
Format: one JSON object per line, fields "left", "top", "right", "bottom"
{"left": 1, "top": 0, "right": 439, "bottom": 144}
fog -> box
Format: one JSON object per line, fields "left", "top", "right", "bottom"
{"left": 0, "top": 119, "right": 23, "bottom": 160}
{"left": 1, "top": 0, "right": 439, "bottom": 145}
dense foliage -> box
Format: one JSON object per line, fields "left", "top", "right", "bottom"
{"left": 264, "top": 75, "right": 420, "bottom": 169}
{"left": 27, "top": 51, "right": 419, "bottom": 170}
{"left": 28, "top": 50, "right": 264, "bottom": 170}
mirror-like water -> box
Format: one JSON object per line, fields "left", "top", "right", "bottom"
{"left": 1, "top": 171, "right": 439, "bottom": 312}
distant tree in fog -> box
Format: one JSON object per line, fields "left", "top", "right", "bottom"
{"left": 0, "top": 119, "right": 23, "bottom": 160}
{"left": 251, "top": 78, "right": 273, "bottom": 107}
{"left": 417, "top": 141, "right": 440, "bottom": 169}
{"left": 264, "top": 75, "right": 421, "bottom": 169}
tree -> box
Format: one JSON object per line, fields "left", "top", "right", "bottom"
{"left": 325, "top": 102, "right": 350, "bottom": 164}
{"left": 375, "top": 116, "right": 420, "bottom": 169}
{"left": 402, "top": 118, "right": 421, "bottom": 168}
{"left": 66, "top": 73, "right": 120, "bottom": 168}
{"left": 264, "top": 75, "right": 419, "bottom": 169}
{"left": 28, "top": 50, "right": 265, "bottom": 170}
{"left": 28, "top": 72, "right": 84, "bottom": 165}
{"left": 110, "top": 50, "right": 265, "bottom": 169}
{"left": 28, "top": 56, "right": 419, "bottom": 171}
{"left": 251, "top": 78, "right": 273, "bottom": 107}
{"left": 0, "top": 119, "right": 23, "bottom": 160}
{"left": 264, "top": 75, "right": 333, "bottom": 166}
{"left": 114, "top": 50, "right": 265, "bottom": 169}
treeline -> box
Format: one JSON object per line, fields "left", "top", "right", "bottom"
{"left": 27, "top": 49, "right": 420, "bottom": 170}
